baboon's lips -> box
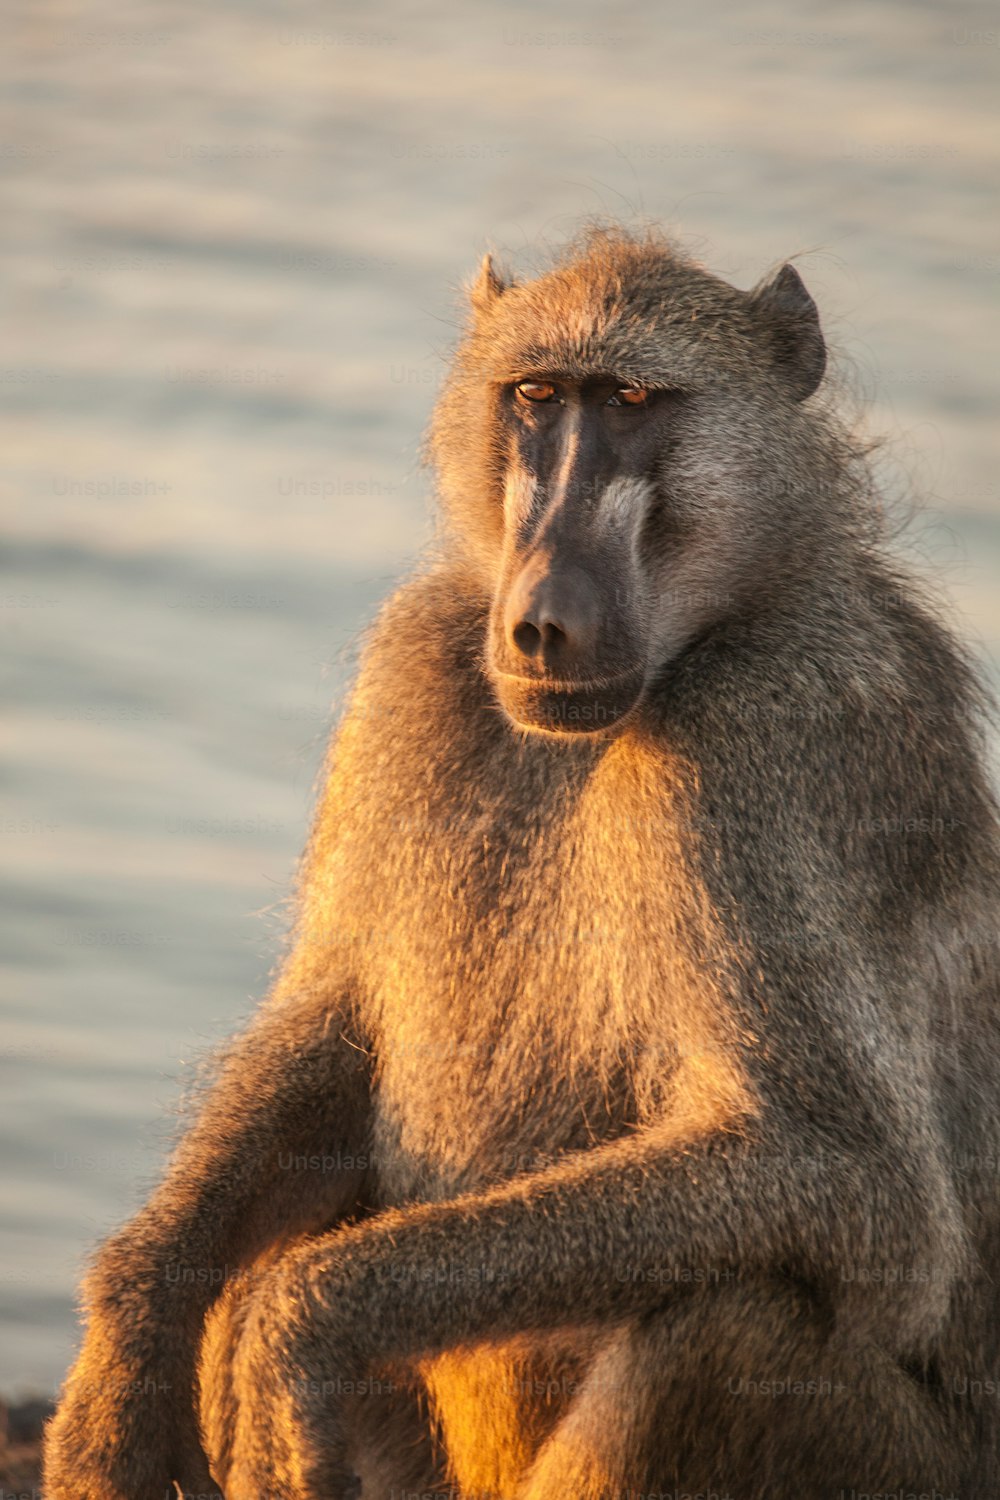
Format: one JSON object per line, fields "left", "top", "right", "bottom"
{"left": 492, "top": 665, "right": 645, "bottom": 737}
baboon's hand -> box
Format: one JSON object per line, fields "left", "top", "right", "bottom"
{"left": 43, "top": 1335, "right": 218, "bottom": 1500}
{"left": 223, "top": 1243, "right": 360, "bottom": 1499}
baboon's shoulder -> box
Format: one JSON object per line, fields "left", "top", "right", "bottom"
{"left": 326, "top": 562, "right": 499, "bottom": 781}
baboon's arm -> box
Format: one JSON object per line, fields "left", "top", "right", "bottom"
{"left": 43, "top": 987, "right": 372, "bottom": 1500}
{"left": 232, "top": 1104, "right": 963, "bottom": 1487}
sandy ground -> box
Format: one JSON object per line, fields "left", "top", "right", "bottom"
{"left": 2, "top": 0, "right": 998, "bottom": 1402}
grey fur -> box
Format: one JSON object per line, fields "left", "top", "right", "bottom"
{"left": 44, "top": 225, "right": 1000, "bottom": 1499}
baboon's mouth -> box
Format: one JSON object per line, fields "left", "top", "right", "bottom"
{"left": 490, "top": 665, "right": 646, "bottom": 737}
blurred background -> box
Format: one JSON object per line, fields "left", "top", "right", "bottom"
{"left": 2, "top": 0, "right": 998, "bottom": 1395}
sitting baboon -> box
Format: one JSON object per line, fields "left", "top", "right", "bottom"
{"left": 45, "top": 225, "right": 1000, "bottom": 1500}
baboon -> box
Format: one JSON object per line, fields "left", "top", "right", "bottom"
{"left": 45, "top": 225, "right": 1000, "bottom": 1500}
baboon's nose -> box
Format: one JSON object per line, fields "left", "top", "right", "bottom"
{"left": 511, "top": 614, "right": 564, "bottom": 660}
{"left": 504, "top": 558, "right": 600, "bottom": 672}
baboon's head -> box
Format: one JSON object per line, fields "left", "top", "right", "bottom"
{"left": 430, "top": 228, "right": 829, "bottom": 738}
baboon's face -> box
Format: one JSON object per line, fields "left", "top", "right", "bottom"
{"left": 453, "top": 244, "right": 826, "bottom": 740}
{"left": 486, "top": 376, "right": 683, "bottom": 738}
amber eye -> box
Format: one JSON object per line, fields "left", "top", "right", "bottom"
{"left": 615, "top": 387, "right": 649, "bottom": 406}
{"left": 516, "top": 381, "right": 557, "bottom": 403}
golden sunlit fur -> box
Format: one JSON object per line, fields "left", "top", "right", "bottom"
{"left": 45, "top": 226, "right": 1000, "bottom": 1499}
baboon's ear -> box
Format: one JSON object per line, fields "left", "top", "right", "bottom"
{"left": 748, "top": 263, "right": 826, "bottom": 400}
{"left": 470, "top": 253, "right": 511, "bottom": 313}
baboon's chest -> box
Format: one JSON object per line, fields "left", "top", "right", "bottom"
{"left": 369, "top": 930, "right": 643, "bottom": 1206}
{"left": 363, "top": 744, "right": 734, "bottom": 1207}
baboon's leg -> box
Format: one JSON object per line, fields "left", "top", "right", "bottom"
{"left": 45, "top": 987, "right": 373, "bottom": 1499}
{"left": 519, "top": 1280, "right": 964, "bottom": 1500}
{"left": 199, "top": 1260, "right": 448, "bottom": 1499}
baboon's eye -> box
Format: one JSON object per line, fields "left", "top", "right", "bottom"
{"left": 516, "top": 381, "right": 557, "bottom": 403}
{"left": 608, "top": 387, "right": 650, "bottom": 407}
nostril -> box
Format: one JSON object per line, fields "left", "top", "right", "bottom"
{"left": 512, "top": 619, "right": 542, "bottom": 657}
